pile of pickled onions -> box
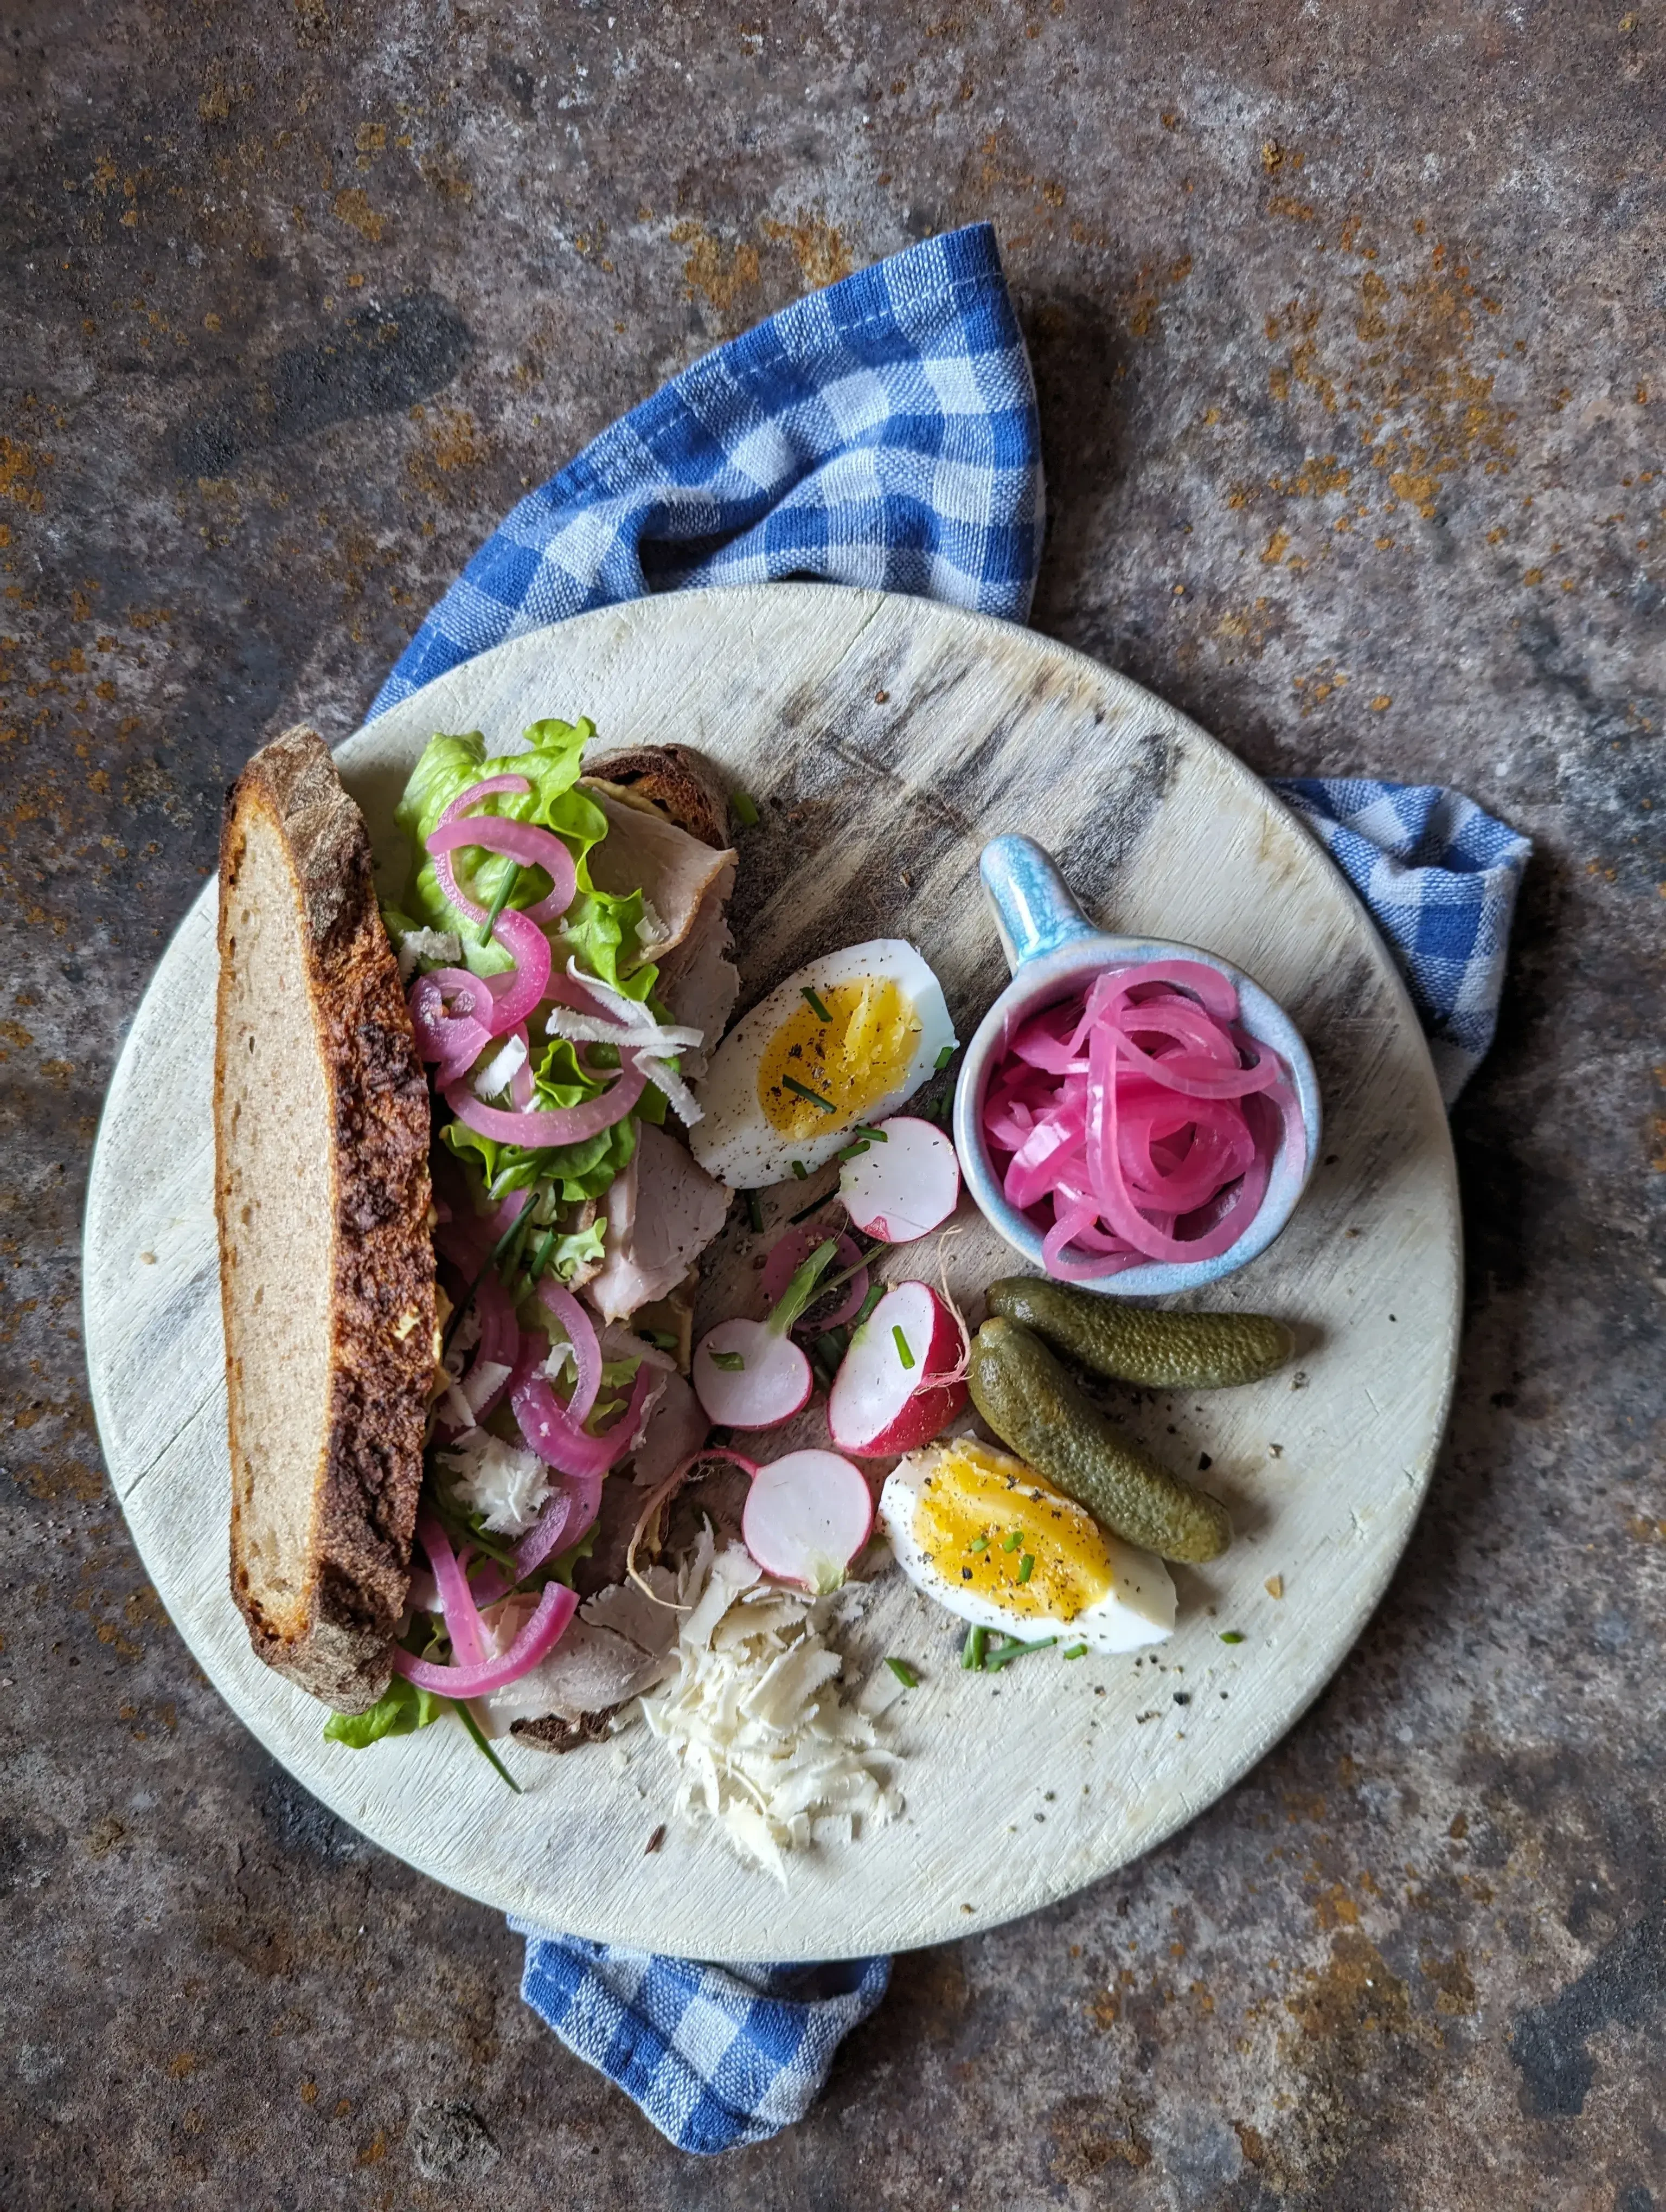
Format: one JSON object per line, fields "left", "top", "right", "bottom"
{"left": 982, "top": 961, "right": 1304, "bottom": 1281}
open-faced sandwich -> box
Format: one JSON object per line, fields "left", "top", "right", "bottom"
{"left": 216, "top": 719, "right": 742, "bottom": 1742}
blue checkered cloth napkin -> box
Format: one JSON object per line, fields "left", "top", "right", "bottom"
{"left": 376, "top": 220, "right": 1529, "bottom": 2154}
{"left": 511, "top": 1924, "right": 890, "bottom": 2154}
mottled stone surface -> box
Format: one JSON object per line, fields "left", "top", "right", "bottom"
{"left": 3, "top": 2, "right": 1662, "bottom": 2205}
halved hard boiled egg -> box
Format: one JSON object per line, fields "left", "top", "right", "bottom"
{"left": 879, "top": 1438, "right": 1175, "bottom": 1654}
{"left": 688, "top": 941, "right": 956, "bottom": 1190}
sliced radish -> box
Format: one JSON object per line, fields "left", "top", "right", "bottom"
{"left": 827, "top": 1279, "right": 968, "bottom": 1456}
{"left": 760, "top": 1224, "right": 870, "bottom": 1328}
{"left": 691, "top": 1235, "right": 841, "bottom": 1430}
{"left": 839, "top": 1115, "right": 960, "bottom": 1242}
{"left": 693, "top": 1320, "right": 812, "bottom": 1429}
{"left": 742, "top": 1449, "right": 874, "bottom": 1592}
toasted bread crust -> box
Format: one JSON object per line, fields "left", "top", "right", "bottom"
{"left": 583, "top": 744, "right": 731, "bottom": 850}
{"left": 509, "top": 1709, "right": 616, "bottom": 1754}
{"left": 218, "top": 726, "right": 435, "bottom": 1712}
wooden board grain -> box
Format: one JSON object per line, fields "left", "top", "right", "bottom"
{"left": 84, "top": 584, "right": 1459, "bottom": 1961}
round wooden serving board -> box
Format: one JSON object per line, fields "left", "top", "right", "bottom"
{"left": 85, "top": 585, "right": 1459, "bottom": 1962}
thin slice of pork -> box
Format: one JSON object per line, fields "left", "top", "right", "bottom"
{"left": 582, "top": 792, "right": 734, "bottom": 961}
{"left": 652, "top": 857, "right": 739, "bottom": 1079}
{"left": 589, "top": 1121, "right": 731, "bottom": 1324}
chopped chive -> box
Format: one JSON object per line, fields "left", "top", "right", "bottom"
{"left": 478, "top": 862, "right": 521, "bottom": 946}
{"left": 782, "top": 1074, "right": 837, "bottom": 1113}
{"left": 641, "top": 1328, "right": 679, "bottom": 1351}
{"left": 851, "top": 1124, "right": 888, "bottom": 1143}
{"left": 892, "top": 1324, "right": 915, "bottom": 1370}
{"left": 1002, "top": 1528, "right": 1024, "bottom": 1554}
{"left": 884, "top": 1657, "right": 919, "bottom": 1688}
{"left": 801, "top": 985, "right": 834, "bottom": 1023}
{"left": 733, "top": 791, "right": 760, "bottom": 828}
{"left": 1219, "top": 1630, "right": 1246, "bottom": 1645}
{"left": 969, "top": 1534, "right": 990, "bottom": 1555}
{"left": 837, "top": 1140, "right": 871, "bottom": 1161}
{"left": 709, "top": 1349, "right": 746, "bottom": 1372}
{"left": 527, "top": 1228, "right": 558, "bottom": 1281}
{"left": 452, "top": 1701, "right": 523, "bottom": 1792}
{"left": 934, "top": 1044, "right": 956, "bottom": 1072}
{"left": 853, "top": 1282, "right": 885, "bottom": 1327}
{"left": 490, "top": 1204, "right": 531, "bottom": 1263}
{"left": 494, "top": 1207, "right": 536, "bottom": 1282}
{"left": 745, "top": 1189, "right": 765, "bottom": 1234}
{"left": 787, "top": 1191, "right": 833, "bottom": 1226}
{"left": 982, "top": 1634, "right": 1056, "bottom": 1672}
{"left": 791, "top": 1159, "right": 808, "bottom": 1179}
{"left": 962, "top": 1626, "right": 987, "bottom": 1671}
{"left": 1017, "top": 1553, "right": 1035, "bottom": 1584}
{"left": 1062, "top": 1642, "right": 1088, "bottom": 1660}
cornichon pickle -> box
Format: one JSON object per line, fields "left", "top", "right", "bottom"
{"left": 969, "top": 1318, "right": 1233, "bottom": 1564}
{"left": 985, "top": 1277, "right": 1294, "bottom": 1390}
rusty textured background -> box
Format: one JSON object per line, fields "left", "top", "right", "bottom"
{"left": 4, "top": 2, "right": 1664, "bottom": 2205}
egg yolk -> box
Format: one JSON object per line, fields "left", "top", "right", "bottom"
{"left": 756, "top": 976, "right": 921, "bottom": 1139}
{"left": 913, "top": 1440, "right": 1114, "bottom": 1623}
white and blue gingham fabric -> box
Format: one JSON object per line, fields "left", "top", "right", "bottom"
{"left": 379, "top": 221, "right": 1530, "bottom": 2155}
{"left": 1275, "top": 779, "right": 1532, "bottom": 1103}
{"left": 511, "top": 1925, "right": 889, "bottom": 2154}
{"left": 371, "top": 222, "right": 1042, "bottom": 716}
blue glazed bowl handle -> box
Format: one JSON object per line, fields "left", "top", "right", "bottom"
{"left": 980, "top": 835, "right": 1100, "bottom": 973}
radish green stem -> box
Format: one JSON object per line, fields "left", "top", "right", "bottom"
{"left": 765, "top": 1238, "right": 838, "bottom": 1334}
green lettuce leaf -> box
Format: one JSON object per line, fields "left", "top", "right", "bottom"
{"left": 323, "top": 1674, "right": 444, "bottom": 1748}
{"left": 393, "top": 717, "right": 656, "bottom": 994}
{"left": 442, "top": 1110, "right": 638, "bottom": 1209}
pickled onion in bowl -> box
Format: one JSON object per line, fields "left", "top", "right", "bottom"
{"left": 981, "top": 961, "right": 1305, "bottom": 1282}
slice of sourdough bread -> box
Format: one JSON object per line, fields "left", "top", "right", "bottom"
{"left": 216, "top": 726, "right": 435, "bottom": 1713}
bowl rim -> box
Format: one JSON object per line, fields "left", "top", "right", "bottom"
{"left": 951, "top": 934, "right": 1323, "bottom": 1298}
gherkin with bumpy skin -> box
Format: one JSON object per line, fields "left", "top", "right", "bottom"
{"left": 969, "top": 1319, "right": 1233, "bottom": 1565}
{"left": 985, "top": 1278, "right": 1295, "bottom": 1390}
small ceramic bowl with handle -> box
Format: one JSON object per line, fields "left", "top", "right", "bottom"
{"left": 951, "top": 835, "right": 1323, "bottom": 1297}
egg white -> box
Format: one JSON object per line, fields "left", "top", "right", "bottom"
{"left": 688, "top": 940, "right": 956, "bottom": 1190}
{"left": 879, "top": 1448, "right": 1176, "bottom": 1655}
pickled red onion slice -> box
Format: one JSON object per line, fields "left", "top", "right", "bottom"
{"left": 536, "top": 1279, "right": 602, "bottom": 1424}
{"left": 441, "top": 1052, "right": 646, "bottom": 1149}
{"left": 408, "top": 966, "right": 495, "bottom": 1075}
{"left": 415, "top": 1512, "right": 490, "bottom": 1669}
{"left": 392, "top": 1579, "right": 578, "bottom": 1697}
{"left": 429, "top": 774, "right": 579, "bottom": 926}
{"left": 982, "top": 960, "right": 1302, "bottom": 1279}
